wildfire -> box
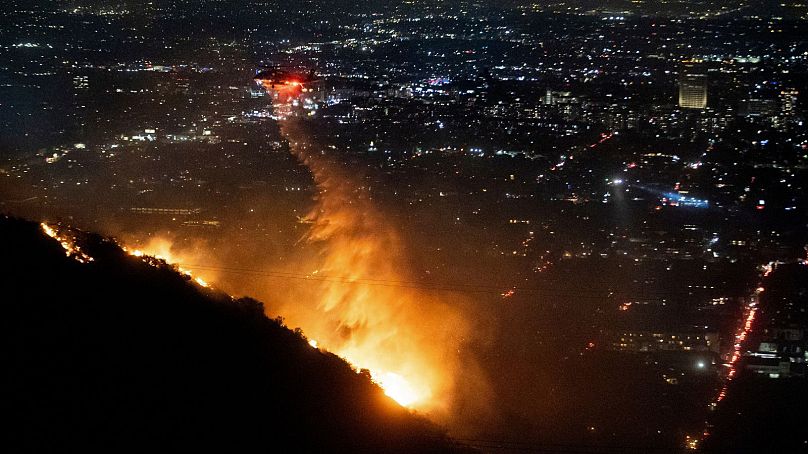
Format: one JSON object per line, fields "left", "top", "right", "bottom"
{"left": 269, "top": 118, "right": 478, "bottom": 415}
{"left": 121, "top": 239, "right": 212, "bottom": 289}
{"left": 41, "top": 223, "right": 94, "bottom": 264}
{"left": 117, "top": 227, "right": 441, "bottom": 408}
{"left": 194, "top": 277, "right": 209, "bottom": 288}
{"left": 375, "top": 372, "right": 422, "bottom": 408}
{"left": 112, "top": 91, "right": 485, "bottom": 417}
{"left": 41, "top": 221, "right": 431, "bottom": 411}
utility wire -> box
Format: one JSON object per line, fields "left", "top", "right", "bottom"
{"left": 177, "top": 262, "right": 747, "bottom": 299}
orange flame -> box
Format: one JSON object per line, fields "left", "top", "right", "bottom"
{"left": 271, "top": 118, "right": 481, "bottom": 415}
{"left": 114, "top": 95, "right": 492, "bottom": 427}
{"left": 122, "top": 237, "right": 214, "bottom": 289}
{"left": 41, "top": 222, "right": 94, "bottom": 264}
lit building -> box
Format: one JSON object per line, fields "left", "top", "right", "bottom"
{"left": 745, "top": 340, "right": 807, "bottom": 378}
{"left": 742, "top": 98, "right": 777, "bottom": 118}
{"left": 678, "top": 60, "right": 708, "bottom": 109}
{"left": 607, "top": 330, "right": 720, "bottom": 353}
{"left": 780, "top": 89, "right": 799, "bottom": 117}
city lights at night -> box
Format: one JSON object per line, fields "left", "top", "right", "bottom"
{"left": 2, "top": 1, "right": 808, "bottom": 452}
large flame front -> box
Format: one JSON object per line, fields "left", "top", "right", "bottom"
{"left": 270, "top": 118, "right": 474, "bottom": 414}
{"left": 376, "top": 372, "right": 422, "bottom": 407}
{"left": 122, "top": 96, "right": 489, "bottom": 421}
{"left": 123, "top": 237, "right": 215, "bottom": 289}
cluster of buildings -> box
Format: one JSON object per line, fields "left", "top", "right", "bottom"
{"left": 1, "top": 1, "right": 807, "bottom": 446}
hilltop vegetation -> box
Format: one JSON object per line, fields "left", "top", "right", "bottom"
{"left": 0, "top": 216, "right": 453, "bottom": 452}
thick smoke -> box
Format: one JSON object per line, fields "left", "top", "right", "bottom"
{"left": 120, "top": 115, "right": 495, "bottom": 434}
{"left": 268, "top": 118, "right": 493, "bottom": 426}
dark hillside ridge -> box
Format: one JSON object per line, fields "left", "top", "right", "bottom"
{"left": 0, "top": 216, "right": 454, "bottom": 453}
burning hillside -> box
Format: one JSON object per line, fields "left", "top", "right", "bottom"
{"left": 0, "top": 215, "right": 457, "bottom": 452}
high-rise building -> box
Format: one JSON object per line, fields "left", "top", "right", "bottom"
{"left": 679, "top": 60, "right": 708, "bottom": 109}
{"left": 780, "top": 89, "right": 799, "bottom": 117}
{"left": 773, "top": 88, "right": 799, "bottom": 130}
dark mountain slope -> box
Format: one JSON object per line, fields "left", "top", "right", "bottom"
{"left": 0, "top": 216, "right": 453, "bottom": 453}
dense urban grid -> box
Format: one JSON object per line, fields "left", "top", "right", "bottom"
{"left": 1, "top": 0, "right": 807, "bottom": 452}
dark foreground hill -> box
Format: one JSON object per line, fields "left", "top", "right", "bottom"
{"left": 0, "top": 216, "right": 455, "bottom": 453}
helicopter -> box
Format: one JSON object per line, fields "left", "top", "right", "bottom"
{"left": 253, "top": 65, "right": 319, "bottom": 90}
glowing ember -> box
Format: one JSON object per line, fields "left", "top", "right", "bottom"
{"left": 122, "top": 240, "right": 212, "bottom": 289}
{"left": 41, "top": 223, "right": 94, "bottom": 264}
{"left": 41, "top": 223, "right": 57, "bottom": 239}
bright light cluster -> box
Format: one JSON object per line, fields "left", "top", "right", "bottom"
{"left": 696, "top": 262, "right": 770, "bottom": 447}
{"left": 374, "top": 371, "right": 421, "bottom": 407}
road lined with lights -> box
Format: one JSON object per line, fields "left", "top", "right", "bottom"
{"left": 689, "top": 262, "right": 777, "bottom": 449}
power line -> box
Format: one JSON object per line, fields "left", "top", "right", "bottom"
{"left": 177, "top": 262, "right": 745, "bottom": 300}
{"left": 442, "top": 436, "right": 694, "bottom": 454}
